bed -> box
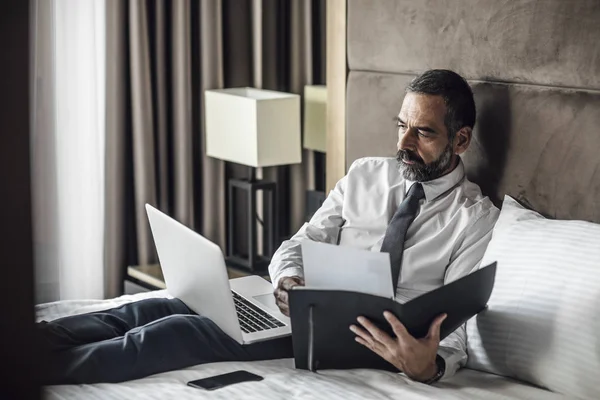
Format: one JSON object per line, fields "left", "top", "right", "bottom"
{"left": 38, "top": 291, "right": 567, "bottom": 400}
{"left": 40, "top": 0, "right": 600, "bottom": 398}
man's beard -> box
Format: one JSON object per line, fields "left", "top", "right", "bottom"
{"left": 396, "top": 143, "right": 454, "bottom": 182}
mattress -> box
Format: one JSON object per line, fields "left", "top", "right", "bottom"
{"left": 38, "top": 291, "right": 565, "bottom": 400}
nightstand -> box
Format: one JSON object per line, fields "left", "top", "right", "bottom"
{"left": 126, "top": 264, "right": 271, "bottom": 292}
{"left": 127, "top": 264, "right": 166, "bottom": 291}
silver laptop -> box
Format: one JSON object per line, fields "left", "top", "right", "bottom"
{"left": 145, "top": 204, "right": 291, "bottom": 344}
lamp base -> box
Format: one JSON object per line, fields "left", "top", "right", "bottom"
{"left": 227, "top": 177, "right": 277, "bottom": 273}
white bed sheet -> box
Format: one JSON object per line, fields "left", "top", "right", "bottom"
{"left": 38, "top": 291, "right": 566, "bottom": 400}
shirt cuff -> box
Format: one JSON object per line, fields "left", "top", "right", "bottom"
{"left": 271, "top": 267, "right": 304, "bottom": 288}
{"left": 436, "top": 346, "right": 465, "bottom": 381}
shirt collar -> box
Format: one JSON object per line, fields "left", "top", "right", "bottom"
{"left": 404, "top": 158, "right": 465, "bottom": 202}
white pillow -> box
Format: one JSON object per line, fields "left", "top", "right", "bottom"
{"left": 466, "top": 195, "right": 600, "bottom": 399}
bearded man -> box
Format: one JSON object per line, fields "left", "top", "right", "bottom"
{"left": 271, "top": 69, "right": 500, "bottom": 384}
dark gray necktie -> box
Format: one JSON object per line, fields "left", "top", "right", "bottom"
{"left": 380, "top": 182, "right": 425, "bottom": 290}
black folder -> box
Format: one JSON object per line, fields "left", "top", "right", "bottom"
{"left": 289, "top": 262, "right": 496, "bottom": 372}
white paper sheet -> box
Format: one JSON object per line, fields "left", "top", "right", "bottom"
{"left": 301, "top": 241, "right": 394, "bottom": 298}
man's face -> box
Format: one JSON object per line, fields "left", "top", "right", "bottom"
{"left": 396, "top": 92, "right": 455, "bottom": 182}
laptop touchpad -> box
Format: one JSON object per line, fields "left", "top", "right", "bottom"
{"left": 253, "top": 293, "right": 280, "bottom": 314}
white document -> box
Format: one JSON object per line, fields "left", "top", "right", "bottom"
{"left": 301, "top": 241, "right": 394, "bottom": 299}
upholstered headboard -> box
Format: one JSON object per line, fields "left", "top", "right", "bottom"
{"left": 346, "top": 0, "right": 600, "bottom": 223}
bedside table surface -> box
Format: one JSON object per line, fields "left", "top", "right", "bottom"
{"left": 127, "top": 264, "right": 166, "bottom": 290}
{"left": 127, "top": 264, "right": 271, "bottom": 291}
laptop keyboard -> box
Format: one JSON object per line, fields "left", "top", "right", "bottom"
{"left": 232, "top": 291, "right": 285, "bottom": 334}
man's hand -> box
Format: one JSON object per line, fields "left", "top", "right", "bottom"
{"left": 273, "top": 276, "right": 305, "bottom": 316}
{"left": 350, "top": 311, "right": 447, "bottom": 382}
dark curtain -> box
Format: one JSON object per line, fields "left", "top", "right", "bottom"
{"left": 105, "top": 0, "right": 326, "bottom": 298}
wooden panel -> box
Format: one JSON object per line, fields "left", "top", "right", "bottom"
{"left": 325, "top": 0, "right": 347, "bottom": 192}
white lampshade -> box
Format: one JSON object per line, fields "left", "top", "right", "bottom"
{"left": 302, "top": 85, "right": 327, "bottom": 153}
{"left": 205, "top": 87, "right": 302, "bottom": 168}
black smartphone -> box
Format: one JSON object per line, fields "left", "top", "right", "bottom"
{"left": 187, "top": 370, "right": 264, "bottom": 391}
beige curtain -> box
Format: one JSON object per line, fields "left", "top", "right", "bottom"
{"left": 104, "top": 0, "right": 326, "bottom": 298}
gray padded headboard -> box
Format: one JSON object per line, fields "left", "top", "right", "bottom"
{"left": 346, "top": 0, "right": 600, "bottom": 223}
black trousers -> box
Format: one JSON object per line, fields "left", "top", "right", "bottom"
{"left": 39, "top": 297, "right": 293, "bottom": 385}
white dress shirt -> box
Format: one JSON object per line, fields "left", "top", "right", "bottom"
{"left": 269, "top": 157, "right": 499, "bottom": 380}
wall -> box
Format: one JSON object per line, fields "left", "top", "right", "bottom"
{"left": 0, "top": 0, "right": 40, "bottom": 398}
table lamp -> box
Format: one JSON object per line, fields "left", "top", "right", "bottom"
{"left": 205, "top": 87, "right": 302, "bottom": 271}
{"left": 302, "top": 85, "right": 328, "bottom": 221}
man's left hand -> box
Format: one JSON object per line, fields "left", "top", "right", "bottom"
{"left": 350, "top": 311, "right": 447, "bottom": 382}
